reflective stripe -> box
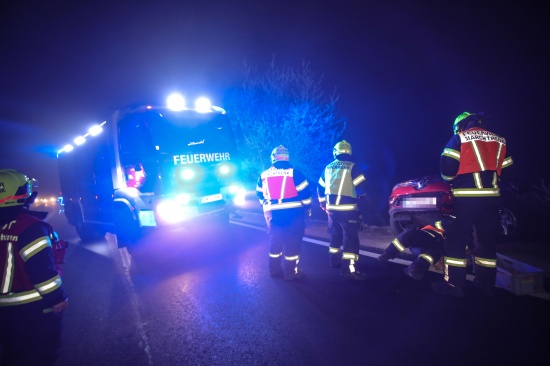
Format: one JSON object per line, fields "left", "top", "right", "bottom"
{"left": 442, "top": 174, "right": 455, "bottom": 181}
{"left": 1, "top": 243, "right": 14, "bottom": 294}
{"left": 470, "top": 140, "right": 486, "bottom": 171}
{"left": 279, "top": 175, "right": 288, "bottom": 204}
{"left": 391, "top": 238, "right": 405, "bottom": 252}
{"left": 342, "top": 252, "right": 358, "bottom": 261}
{"left": 269, "top": 252, "right": 282, "bottom": 258}
{"left": 474, "top": 257, "right": 497, "bottom": 268}
{"left": 444, "top": 257, "right": 467, "bottom": 267}
{"left": 301, "top": 198, "right": 312, "bottom": 205}
{"left": 20, "top": 237, "right": 50, "bottom": 261}
{"left": 336, "top": 169, "right": 348, "bottom": 206}
{"left": 502, "top": 156, "right": 513, "bottom": 168}
{"left": 35, "top": 275, "right": 62, "bottom": 295}
{"left": 285, "top": 255, "right": 299, "bottom": 261}
{"left": 263, "top": 201, "right": 303, "bottom": 211}
{"left": 296, "top": 180, "right": 309, "bottom": 192}
{"left": 318, "top": 177, "right": 326, "bottom": 187}
{"left": 326, "top": 203, "right": 356, "bottom": 211}
{"left": 419, "top": 254, "right": 433, "bottom": 264}
{"left": 318, "top": 196, "right": 326, "bottom": 203}
{"left": 442, "top": 148, "right": 460, "bottom": 161}
{"left": 329, "top": 247, "right": 341, "bottom": 254}
{"left": 473, "top": 172, "right": 482, "bottom": 189}
{"left": 452, "top": 188, "right": 500, "bottom": 197}
{"left": 352, "top": 175, "right": 365, "bottom": 186}
{"left": 0, "top": 289, "right": 43, "bottom": 306}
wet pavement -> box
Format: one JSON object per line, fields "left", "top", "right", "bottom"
{"left": 230, "top": 209, "right": 550, "bottom": 299}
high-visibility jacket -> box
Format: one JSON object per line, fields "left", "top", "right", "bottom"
{"left": 0, "top": 212, "right": 67, "bottom": 308}
{"left": 317, "top": 156, "right": 367, "bottom": 212}
{"left": 256, "top": 161, "right": 312, "bottom": 211}
{"left": 440, "top": 127, "right": 513, "bottom": 197}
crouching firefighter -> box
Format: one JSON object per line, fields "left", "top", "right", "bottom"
{"left": 0, "top": 169, "right": 69, "bottom": 366}
{"left": 256, "top": 146, "right": 312, "bottom": 280}
{"left": 378, "top": 215, "right": 455, "bottom": 281}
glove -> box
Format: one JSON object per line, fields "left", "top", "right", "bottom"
{"left": 305, "top": 208, "right": 312, "bottom": 223}
{"left": 357, "top": 211, "right": 364, "bottom": 231}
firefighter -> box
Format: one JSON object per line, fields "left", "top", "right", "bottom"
{"left": 432, "top": 112, "right": 513, "bottom": 297}
{"left": 0, "top": 169, "right": 69, "bottom": 366}
{"left": 378, "top": 215, "right": 455, "bottom": 280}
{"left": 256, "top": 146, "right": 312, "bottom": 280}
{"left": 317, "top": 140, "right": 368, "bottom": 280}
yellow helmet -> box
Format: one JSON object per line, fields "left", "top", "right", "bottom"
{"left": 453, "top": 111, "right": 486, "bottom": 134}
{"left": 271, "top": 145, "right": 290, "bottom": 164}
{"left": 333, "top": 140, "right": 352, "bottom": 158}
{"left": 0, "top": 169, "right": 35, "bottom": 208}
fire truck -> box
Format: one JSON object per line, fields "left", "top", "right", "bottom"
{"left": 57, "top": 94, "right": 246, "bottom": 246}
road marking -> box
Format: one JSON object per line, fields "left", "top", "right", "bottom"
{"left": 116, "top": 244, "right": 154, "bottom": 365}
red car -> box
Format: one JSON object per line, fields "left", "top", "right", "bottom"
{"left": 388, "top": 175, "right": 520, "bottom": 240}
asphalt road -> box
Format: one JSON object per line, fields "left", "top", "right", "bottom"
{"left": 38, "top": 209, "right": 550, "bottom": 366}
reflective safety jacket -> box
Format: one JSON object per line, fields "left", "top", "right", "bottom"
{"left": 440, "top": 127, "right": 513, "bottom": 197}
{"left": 256, "top": 161, "right": 312, "bottom": 211}
{"left": 0, "top": 212, "right": 67, "bottom": 309}
{"left": 317, "top": 156, "right": 367, "bottom": 211}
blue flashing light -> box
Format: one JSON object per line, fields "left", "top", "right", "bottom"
{"left": 74, "top": 136, "right": 86, "bottom": 145}
{"left": 62, "top": 144, "right": 74, "bottom": 153}
{"left": 181, "top": 168, "right": 195, "bottom": 180}
{"left": 167, "top": 93, "right": 186, "bottom": 111}
{"left": 195, "top": 97, "right": 212, "bottom": 113}
{"left": 88, "top": 124, "right": 103, "bottom": 136}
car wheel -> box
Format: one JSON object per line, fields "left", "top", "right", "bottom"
{"left": 499, "top": 206, "right": 519, "bottom": 240}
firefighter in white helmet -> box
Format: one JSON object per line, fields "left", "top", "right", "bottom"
{"left": 256, "top": 146, "right": 312, "bottom": 280}
{"left": 0, "top": 169, "right": 69, "bottom": 366}
{"left": 317, "top": 140, "right": 368, "bottom": 280}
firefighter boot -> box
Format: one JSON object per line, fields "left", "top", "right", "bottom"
{"left": 403, "top": 263, "right": 425, "bottom": 281}
{"left": 269, "top": 256, "right": 283, "bottom": 278}
{"left": 329, "top": 249, "right": 342, "bottom": 268}
{"left": 473, "top": 263, "right": 497, "bottom": 296}
{"left": 284, "top": 257, "right": 305, "bottom": 281}
{"left": 340, "top": 258, "right": 366, "bottom": 281}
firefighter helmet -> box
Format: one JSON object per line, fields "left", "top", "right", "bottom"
{"left": 271, "top": 145, "right": 290, "bottom": 164}
{"left": 333, "top": 140, "right": 352, "bottom": 158}
{"left": 0, "top": 169, "right": 34, "bottom": 208}
{"left": 453, "top": 112, "right": 484, "bottom": 134}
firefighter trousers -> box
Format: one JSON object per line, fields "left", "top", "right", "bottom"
{"left": 0, "top": 301, "right": 63, "bottom": 366}
{"left": 384, "top": 228, "right": 443, "bottom": 272}
{"left": 444, "top": 195, "right": 501, "bottom": 287}
{"left": 265, "top": 207, "right": 306, "bottom": 275}
{"left": 327, "top": 210, "right": 360, "bottom": 273}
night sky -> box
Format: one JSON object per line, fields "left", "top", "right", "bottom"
{"left": 1, "top": 1, "right": 548, "bottom": 214}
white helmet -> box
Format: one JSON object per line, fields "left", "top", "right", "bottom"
{"left": 271, "top": 145, "right": 290, "bottom": 164}
{"left": 0, "top": 169, "right": 34, "bottom": 208}
{"left": 333, "top": 140, "right": 352, "bottom": 158}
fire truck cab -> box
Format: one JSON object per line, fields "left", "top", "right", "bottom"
{"left": 57, "top": 94, "right": 246, "bottom": 246}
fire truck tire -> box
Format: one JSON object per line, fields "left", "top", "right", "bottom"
{"left": 75, "top": 218, "right": 107, "bottom": 242}
{"left": 114, "top": 207, "right": 141, "bottom": 248}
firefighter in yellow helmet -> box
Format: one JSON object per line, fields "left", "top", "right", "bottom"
{"left": 317, "top": 140, "right": 368, "bottom": 280}
{"left": 0, "top": 169, "right": 69, "bottom": 365}
{"left": 256, "top": 146, "right": 312, "bottom": 280}
{"left": 432, "top": 112, "right": 513, "bottom": 297}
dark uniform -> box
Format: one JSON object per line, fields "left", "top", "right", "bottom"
{"left": 0, "top": 169, "right": 69, "bottom": 366}
{"left": 317, "top": 140, "right": 368, "bottom": 280}
{"left": 256, "top": 146, "right": 312, "bottom": 280}
{"left": 378, "top": 216, "right": 454, "bottom": 280}
{"left": 433, "top": 112, "right": 513, "bottom": 297}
